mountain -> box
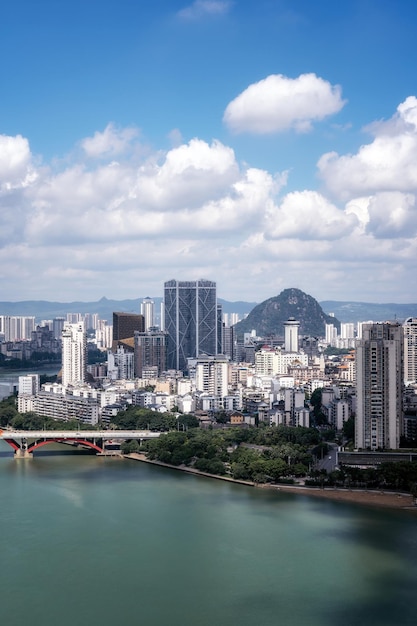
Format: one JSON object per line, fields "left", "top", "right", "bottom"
{"left": 319, "top": 301, "right": 417, "bottom": 323}
{"left": 233, "top": 288, "right": 339, "bottom": 338}
{"left": 2, "top": 294, "right": 415, "bottom": 326}
{"left": 0, "top": 297, "right": 147, "bottom": 322}
{"left": 0, "top": 296, "right": 256, "bottom": 323}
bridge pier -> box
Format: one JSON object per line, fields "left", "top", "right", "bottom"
{"left": 14, "top": 448, "right": 33, "bottom": 459}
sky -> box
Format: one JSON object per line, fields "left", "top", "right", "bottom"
{"left": 1, "top": 0, "right": 417, "bottom": 305}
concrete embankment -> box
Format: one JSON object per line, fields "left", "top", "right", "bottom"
{"left": 124, "top": 453, "right": 416, "bottom": 510}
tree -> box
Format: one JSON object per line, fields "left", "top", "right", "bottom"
{"left": 342, "top": 416, "right": 355, "bottom": 441}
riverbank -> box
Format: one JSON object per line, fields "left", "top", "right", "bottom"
{"left": 125, "top": 453, "right": 416, "bottom": 510}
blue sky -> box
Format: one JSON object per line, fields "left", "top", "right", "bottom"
{"left": 1, "top": 0, "right": 417, "bottom": 304}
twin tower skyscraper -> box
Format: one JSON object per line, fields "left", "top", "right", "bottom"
{"left": 164, "top": 279, "right": 221, "bottom": 372}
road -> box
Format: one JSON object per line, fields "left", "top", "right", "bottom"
{"left": 316, "top": 444, "right": 338, "bottom": 473}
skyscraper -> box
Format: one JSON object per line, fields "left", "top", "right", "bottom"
{"left": 403, "top": 317, "right": 417, "bottom": 384}
{"left": 61, "top": 322, "right": 86, "bottom": 387}
{"left": 141, "top": 297, "right": 155, "bottom": 331}
{"left": 355, "top": 322, "right": 403, "bottom": 450}
{"left": 112, "top": 312, "right": 145, "bottom": 342}
{"left": 134, "top": 329, "right": 167, "bottom": 377}
{"left": 284, "top": 317, "right": 300, "bottom": 352}
{"left": 164, "top": 279, "right": 218, "bottom": 372}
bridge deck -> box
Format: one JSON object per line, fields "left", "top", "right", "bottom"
{"left": 0, "top": 430, "right": 161, "bottom": 440}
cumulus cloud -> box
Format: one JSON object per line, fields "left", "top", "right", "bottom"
{"left": 223, "top": 73, "right": 346, "bottom": 134}
{"left": 264, "top": 190, "right": 358, "bottom": 240}
{"left": 357, "top": 192, "right": 417, "bottom": 239}
{"left": 0, "top": 134, "right": 37, "bottom": 190}
{"left": 3, "top": 103, "right": 417, "bottom": 303}
{"left": 81, "top": 123, "right": 139, "bottom": 158}
{"left": 178, "top": 0, "right": 231, "bottom": 20}
{"left": 20, "top": 137, "right": 286, "bottom": 246}
{"left": 318, "top": 96, "right": 417, "bottom": 200}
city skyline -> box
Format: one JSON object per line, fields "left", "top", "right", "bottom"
{"left": 2, "top": 1, "right": 417, "bottom": 304}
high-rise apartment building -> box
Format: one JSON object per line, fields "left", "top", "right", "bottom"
{"left": 141, "top": 298, "right": 155, "bottom": 331}
{"left": 325, "top": 323, "right": 337, "bottom": 344}
{"left": 53, "top": 317, "right": 65, "bottom": 340}
{"left": 112, "top": 312, "right": 145, "bottom": 342}
{"left": 0, "top": 315, "right": 35, "bottom": 341}
{"left": 164, "top": 279, "right": 217, "bottom": 372}
{"left": 61, "top": 322, "right": 87, "bottom": 387}
{"left": 340, "top": 323, "right": 355, "bottom": 339}
{"left": 223, "top": 325, "right": 236, "bottom": 361}
{"left": 355, "top": 322, "right": 403, "bottom": 450}
{"left": 134, "top": 329, "right": 167, "bottom": 377}
{"left": 403, "top": 317, "right": 417, "bottom": 384}
{"left": 195, "top": 354, "right": 229, "bottom": 397}
{"left": 284, "top": 317, "right": 300, "bottom": 352}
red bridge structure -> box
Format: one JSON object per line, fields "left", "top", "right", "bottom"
{"left": 0, "top": 429, "right": 161, "bottom": 458}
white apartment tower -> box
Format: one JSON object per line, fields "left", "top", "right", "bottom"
{"left": 340, "top": 323, "right": 355, "bottom": 339}
{"left": 284, "top": 317, "right": 300, "bottom": 353}
{"left": 403, "top": 317, "right": 417, "bottom": 384}
{"left": 355, "top": 322, "right": 403, "bottom": 451}
{"left": 61, "top": 322, "right": 87, "bottom": 387}
{"left": 141, "top": 297, "right": 155, "bottom": 331}
{"left": 325, "top": 323, "right": 337, "bottom": 344}
{"left": 195, "top": 354, "right": 229, "bottom": 398}
{"left": 18, "top": 374, "right": 40, "bottom": 396}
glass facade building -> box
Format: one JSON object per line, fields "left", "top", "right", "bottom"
{"left": 164, "top": 279, "right": 219, "bottom": 372}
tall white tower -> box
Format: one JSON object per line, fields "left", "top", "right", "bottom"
{"left": 141, "top": 297, "right": 155, "bottom": 331}
{"left": 284, "top": 317, "right": 300, "bottom": 353}
{"left": 61, "top": 322, "right": 86, "bottom": 387}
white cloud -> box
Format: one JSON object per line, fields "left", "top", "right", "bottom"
{"left": 361, "top": 192, "right": 417, "bottom": 239}
{"left": 178, "top": 1, "right": 231, "bottom": 20}
{"left": 264, "top": 190, "right": 358, "bottom": 240}
{"left": 3, "top": 105, "right": 417, "bottom": 303}
{"left": 81, "top": 123, "right": 139, "bottom": 158}
{"left": 318, "top": 96, "right": 417, "bottom": 200}
{"left": 21, "top": 138, "right": 285, "bottom": 245}
{"left": 223, "top": 73, "right": 346, "bottom": 134}
{"left": 0, "top": 134, "right": 37, "bottom": 190}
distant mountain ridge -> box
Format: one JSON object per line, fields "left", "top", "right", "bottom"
{"left": 233, "top": 288, "right": 339, "bottom": 338}
{"left": 0, "top": 295, "right": 416, "bottom": 325}
{"left": 319, "top": 301, "right": 417, "bottom": 323}
{"left": 0, "top": 296, "right": 255, "bottom": 323}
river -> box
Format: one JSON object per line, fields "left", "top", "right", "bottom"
{"left": 0, "top": 444, "right": 416, "bottom": 626}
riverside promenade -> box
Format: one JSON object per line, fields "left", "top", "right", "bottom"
{"left": 125, "top": 453, "right": 416, "bottom": 510}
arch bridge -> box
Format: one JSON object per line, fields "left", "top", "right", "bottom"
{"left": 0, "top": 429, "right": 161, "bottom": 458}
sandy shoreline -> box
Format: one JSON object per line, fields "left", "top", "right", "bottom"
{"left": 125, "top": 453, "right": 416, "bottom": 511}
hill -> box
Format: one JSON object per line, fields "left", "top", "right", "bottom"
{"left": 233, "top": 288, "right": 339, "bottom": 338}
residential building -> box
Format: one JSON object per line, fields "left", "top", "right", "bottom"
{"left": 284, "top": 317, "right": 300, "bottom": 352}
{"left": 18, "top": 374, "right": 40, "bottom": 396}
{"left": 107, "top": 344, "right": 135, "bottom": 380}
{"left": 403, "top": 317, "right": 417, "bottom": 384}
{"left": 0, "top": 315, "right": 35, "bottom": 341}
{"left": 134, "top": 328, "right": 167, "bottom": 377}
{"left": 355, "top": 322, "right": 403, "bottom": 450}
{"left": 195, "top": 354, "right": 229, "bottom": 398}
{"left": 61, "top": 322, "right": 87, "bottom": 387}
{"left": 141, "top": 297, "right": 155, "bottom": 331}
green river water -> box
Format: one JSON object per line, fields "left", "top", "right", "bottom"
{"left": 0, "top": 444, "right": 416, "bottom": 626}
